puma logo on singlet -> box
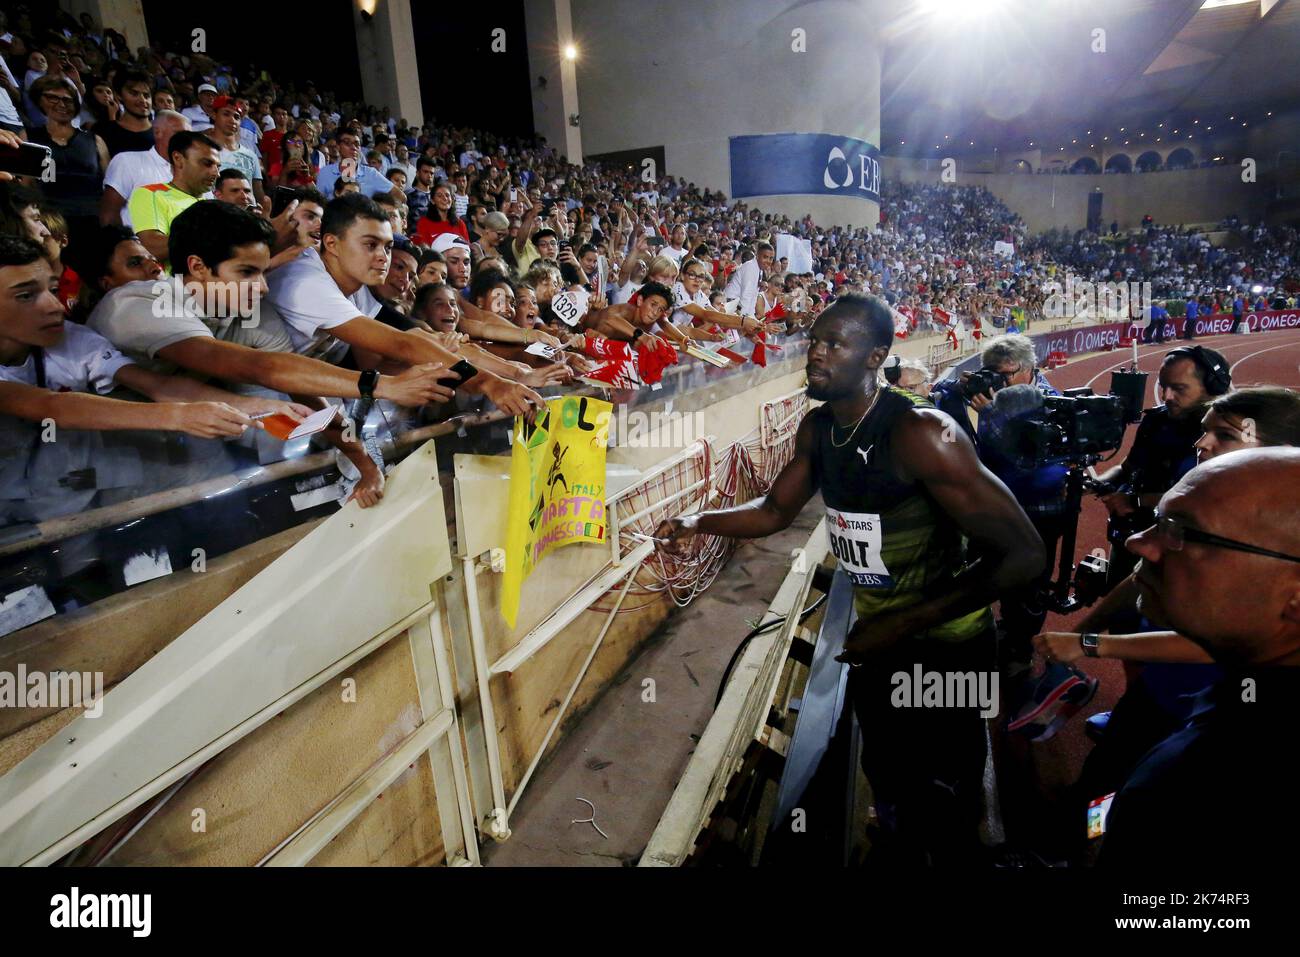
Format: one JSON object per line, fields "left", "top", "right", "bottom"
{"left": 857, "top": 444, "right": 873, "bottom": 466}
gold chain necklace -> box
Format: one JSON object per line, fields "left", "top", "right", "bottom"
{"left": 829, "top": 389, "right": 881, "bottom": 449}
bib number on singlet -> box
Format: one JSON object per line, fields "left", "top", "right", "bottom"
{"left": 826, "top": 507, "right": 893, "bottom": 588}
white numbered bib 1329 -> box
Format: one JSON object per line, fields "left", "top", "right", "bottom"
{"left": 825, "top": 507, "right": 893, "bottom": 588}
{"left": 551, "top": 288, "right": 588, "bottom": 327}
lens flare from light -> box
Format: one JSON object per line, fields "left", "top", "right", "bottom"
{"left": 918, "top": 0, "right": 1005, "bottom": 19}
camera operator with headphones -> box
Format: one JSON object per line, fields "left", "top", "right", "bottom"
{"left": 1091, "top": 346, "right": 1232, "bottom": 589}
{"left": 1043, "top": 345, "right": 1233, "bottom": 858}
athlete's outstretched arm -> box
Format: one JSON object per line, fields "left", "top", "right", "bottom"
{"left": 655, "top": 414, "right": 817, "bottom": 550}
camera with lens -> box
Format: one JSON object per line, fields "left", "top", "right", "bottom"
{"left": 1005, "top": 388, "right": 1127, "bottom": 468}
{"left": 960, "top": 366, "right": 1009, "bottom": 401}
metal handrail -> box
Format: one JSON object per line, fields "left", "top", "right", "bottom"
{"left": 0, "top": 407, "right": 511, "bottom": 560}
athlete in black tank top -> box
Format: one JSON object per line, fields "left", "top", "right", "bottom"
{"left": 656, "top": 294, "right": 1045, "bottom": 865}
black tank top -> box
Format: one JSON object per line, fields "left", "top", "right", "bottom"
{"left": 29, "top": 125, "right": 103, "bottom": 218}
{"left": 808, "top": 386, "right": 992, "bottom": 641}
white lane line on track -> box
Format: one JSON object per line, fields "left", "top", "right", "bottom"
{"left": 1226, "top": 340, "right": 1300, "bottom": 380}
{"left": 1083, "top": 344, "right": 1172, "bottom": 391}
{"left": 1076, "top": 331, "right": 1300, "bottom": 393}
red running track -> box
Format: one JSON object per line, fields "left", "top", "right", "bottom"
{"left": 1007, "top": 327, "right": 1300, "bottom": 809}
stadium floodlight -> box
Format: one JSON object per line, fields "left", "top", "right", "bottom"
{"left": 563, "top": 44, "right": 577, "bottom": 61}
{"left": 918, "top": 0, "right": 1004, "bottom": 19}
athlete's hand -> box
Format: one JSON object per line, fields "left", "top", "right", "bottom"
{"left": 480, "top": 374, "right": 544, "bottom": 421}
{"left": 653, "top": 515, "right": 699, "bottom": 558}
{"left": 835, "top": 612, "right": 917, "bottom": 665}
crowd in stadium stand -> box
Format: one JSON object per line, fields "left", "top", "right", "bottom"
{"left": 1, "top": 5, "right": 1297, "bottom": 530}
{"left": 1029, "top": 220, "right": 1300, "bottom": 304}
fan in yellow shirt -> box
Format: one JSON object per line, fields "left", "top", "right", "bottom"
{"left": 126, "top": 130, "right": 221, "bottom": 268}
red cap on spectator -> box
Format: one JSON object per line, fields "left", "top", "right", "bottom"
{"left": 212, "top": 95, "right": 243, "bottom": 115}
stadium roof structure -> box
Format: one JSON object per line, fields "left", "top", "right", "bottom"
{"left": 880, "top": 0, "right": 1299, "bottom": 155}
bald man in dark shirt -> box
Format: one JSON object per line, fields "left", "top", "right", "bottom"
{"left": 1099, "top": 447, "right": 1300, "bottom": 871}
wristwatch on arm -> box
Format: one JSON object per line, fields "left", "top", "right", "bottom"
{"left": 1079, "top": 632, "right": 1101, "bottom": 658}
{"left": 357, "top": 369, "right": 379, "bottom": 400}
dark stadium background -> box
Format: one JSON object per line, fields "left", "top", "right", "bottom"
{"left": 139, "top": 0, "right": 535, "bottom": 135}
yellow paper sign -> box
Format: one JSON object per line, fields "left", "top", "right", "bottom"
{"left": 501, "top": 396, "right": 612, "bottom": 627}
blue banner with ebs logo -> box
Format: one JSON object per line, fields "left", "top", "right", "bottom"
{"left": 729, "top": 133, "right": 882, "bottom": 204}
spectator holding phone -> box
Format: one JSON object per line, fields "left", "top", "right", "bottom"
{"left": 270, "top": 129, "right": 315, "bottom": 188}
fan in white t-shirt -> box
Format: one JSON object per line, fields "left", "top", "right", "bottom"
{"left": 0, "top": 242, "right": 312, "bottom": 520}
{"left": 100, "top": 112, "right": 193, "bottom": 228}
{"left": 260, "top": 195, "right": 546, "bottom": 416}
{"left": 264, "top": 246, "right": 384, "bottom": 365}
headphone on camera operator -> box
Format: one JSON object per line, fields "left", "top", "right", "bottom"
{"left": 1090, "top": 345, "right": 1231, "bottom": 584}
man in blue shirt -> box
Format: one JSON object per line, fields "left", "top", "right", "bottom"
{"left": 316, "top": 130, "right": 393, "bottom": 202}
{"left": 1141, "top": 299, "right": 1168, "bottom": 344}
{"left": 1230, "top": 293, "right": 1245, "bottom": 333}
{"left": 1180, "top": 295, "right": 1198, "bottom": 340}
